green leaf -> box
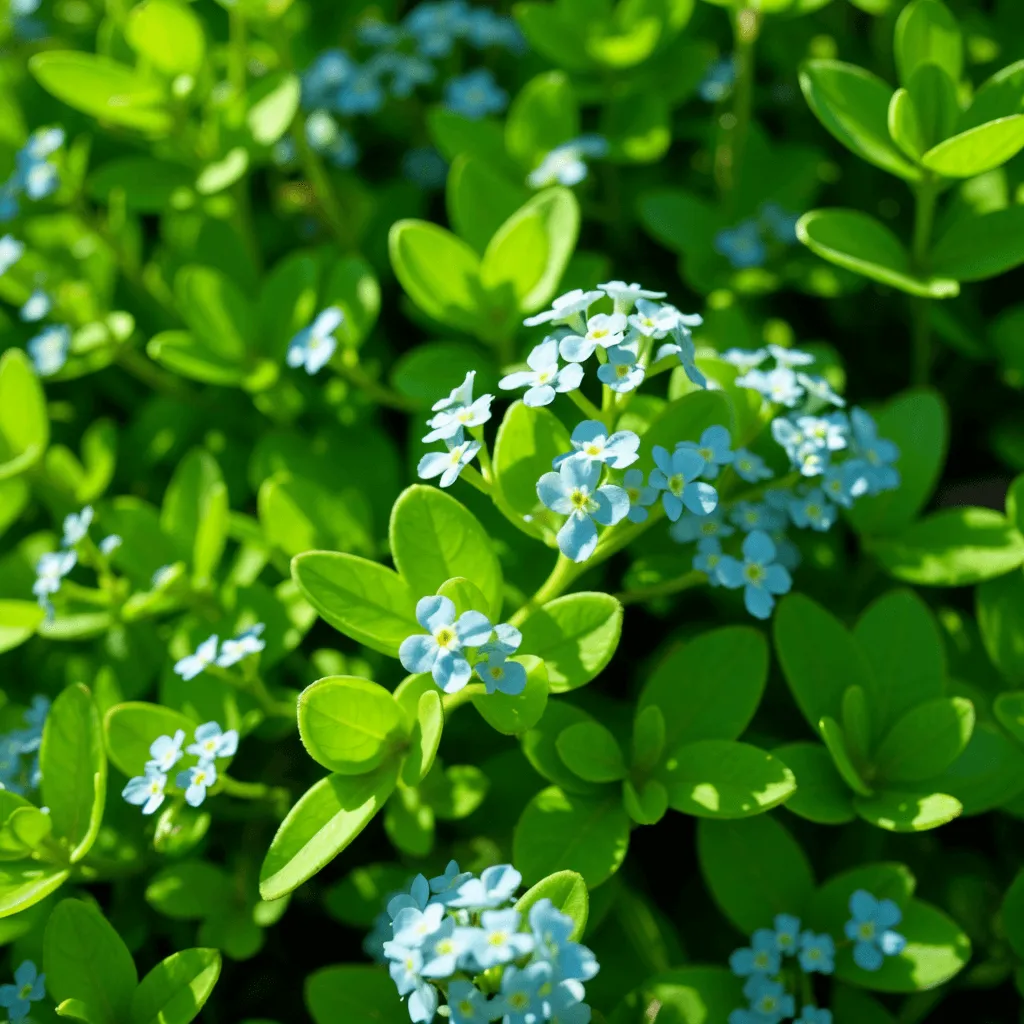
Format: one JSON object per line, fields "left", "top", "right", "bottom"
{"left": 521, "top": 702, "right": 609, "bottom": 797}
{"left": 622, "top": 778, "right": 669, "bottom": 825}
{"left": 291, "top": 551, "right": 418, "bottom": 657}
{"left": 40, "top": 684, "right": 106, "bottom": 862}
{"left": 697, "top": 816, "right": 815, "bottom": 934}
{"left": 44, "top": 899, "right": 138, "bottom": 1024}
{"left": 797, "top": 209, "right": 958, "bottom": 298}
{"left": 660, "top": 741, "right": 796, "bottom": 818}
{"left": 932, "top": 720, "right": 1024, "bottom": 814}
{"left": 86, "top": 158, "right": 193, "bottom": 213}
{"left": 104, "top": 702, "right": 196, "bottom": 778}
{"left": 388, "top": 220, "right": 482, "bottom": 336}
{"left": 161, "top": 450, "right": 228, "bottom": 583}
{"left": 480, "top": 187, "right": 580, "bottom": 315}
{"left": 638, "top": 391, "right": 734, "bottom": 472}
{"left": 145, "top": 862, "right": 231, "bottom": 920}
{"left": 247, "top": 73, "right": 300, "bottom": 146}
{"left": 0, "top": 599, "right": 45, "bottom": 654}
{"left": 506, "top": 71, "right": 579, "bottom": 169}
{"left": 959, "top": 59, "right": 1024, "bottom": 133}
{"left": 147, "top": 331, "right": 244, "bottom": 387}
{"left": 772, "top": 742, "right": 856, "bottom": 824}
{"left": 831, "top": 987, "right": 898, "bottom": 1024}
{"left": 125, "top": 0, "right": 205, "bottom": 75}
{"left": 29, "top": 52, "right": 171, "bottom": 133}
{"left": 325, "top": 863, "right": 411, "bottom": 928}
{"left": 610, "top": 967, "right": 744, "bottom": 1024}
{"left": 994, "top": 692, "right": 1024, "bottom": 744}
{"left": 384, "top": 785, "right": 435, "bottom": 857}
{"left": 0, "top": 349, "right": 49, "bottom": 480}
{"left": 854, "top": 790, "right": 962, "bottom": 832}
{"left": 447, "top": 156, "right": 530, "bottom": 254}
{"left": 514, "top": 870, "right": 588, "bottom": 941}
{"left": 518, "top": 593, "right": 622, "bottom": 692}
{"left": 869, "top": 507, "right": 1024, "bottom": 585}
{"left": 402, "top": 690, "right": 444, "bottom": 787}
{"left": 130, "top": 948, "right": 221, "bottom": 1024}
{"left": 513, "top": 786, "right": 630, "bottom": 888}
{"left": 556, "top": 721, "right": 628, "bottom": 782}
{"left": 320, "top": 255, "right": 381, "bottom": 349}
{"left": 428, "top": 108, "right": 520, "bottom": 173}
{"left": 493, "top": 401, "right": 571, "bottom": 518}
{"left": 774, "top": 593, "right": 875, "bottom": 735}
{"left": 0, "top": 862, "right": 69, "bottom": 918}
{"left": 631, "top": 704, "right": 666, "bottom": 773}
{"left": 819, "top": 717, "right": 872, "bottom": 796}
{"left": 421, "top": 763, "right": 488, "bottom": 821}
{"left": 297, "top": 676, "right": 409, "bottom": 775}
{"left": 798, "top": 60, "right": 920, "bottom": 181}
{"left": 930, "top": 205, "right": 1024, "bottom": 281}
{"left": 894, "top": 0, "right": 962, "bottom": 85}
{"left": 259, "top": 761, "right": 400, "bottom": 900}
{"left": 471, "top": 655, "right": 549, "bottom": 736}
{"left": 841, "top": 685, "right": 872, "bottom": 764}
{"left": 922, "top": 115, "right": 1024, "bottom": 178}
{"left": 305, "top": 965, "right": 407, "bottom": 1024}
{"left": 1002, "top": 869, "right": 1024, "bottom": 960}
{"left": 601, "top": 93, "right": 672, "bottom": 163}
{"left": 906, "top": 63, "right": 959, "bottom": 152}
{"left": 639, "top": 626, "right": 768, "bottom": 750}
{"left": 390, "top": 340, "right": 500, "bottom": 411}
{"left": 873, "top": 697, "right": 974, "bottom": 782}
{"left": 195, "top": 148, "right": 249, "bottom": 197}
{"left": 888, "top": 88, "right": 926, "bottom": 159}
{"left": 846, "top": 388, "right": 948, "bottom": 537}
{"left": 389, "top": 485, "right": 503, "bottom": 620}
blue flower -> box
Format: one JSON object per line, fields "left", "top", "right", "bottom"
{"left": 598, "top": 342, "right": 645, "bottom": 392}
{"left": 730, "top": 501, "right": 786, "bottom": 533}
{"left": 122, "top": 765, "right": 168, "bottom": 815}
{"left": 789, "top": 489, "right": 837, "bottom": 531}
{"left": 559, "top": 312, "right": 628, "bottom": 363}
{"left": 678, "top": 425, "right": 733, "bottom": 480}
{"left": 287, "top": 307, "right": 343, "bottom": 375}
{"left": 500, "top": 338, "right": 583, "bottom": 408}
{"left": 0, "top": 961, "right": 46, "bottom": 1024}
{"left": 33, "top": 549, "right": 76, "bottom": 600}
{"left": 389, "top": 55, "right": 436, "bottom": 99}
{"left": 742, "top": 975, "right": 795, "bottom": 1023}
{"left": 597, "top": 280, "right": 666, "bottom": 314}
{"left": 16, "top": 128, "right": 63, "bottom": 200}
{"left": 301, "top": 49, "right": 354, "bottom": 107}
{"left": 528, "top": 135, "right": 608, "bottom": 189}
{"left": 425, "top": 371, "right": 493, "bottom": 442}
{"left": 402, "top": 147, "right": 448, "bottom": 189}
{"left": 717, "top": 530, "right": 792, "bottom": 619}
{"left": 729, "top": 928, "right": 781, "bottom": 977}
{"left": 654, "top": 323, "right": 707, "bottom": 389}
{"left": 99, "top": 534, "right": 122, "bottom": 556}
{"left": 795, "top": 1008, "right": 832, "bottom": 1024}
{"left": 61, "top": 505, "right": 93, "bottom": 546}
{"left": 821, "top": 462, "right": 868, "bottom": 508}
{"left": 629, "top": 299, "right": 700, "bottom": 339}
{"left": 798, "top": 372, "right": 845, "bottom": 408}
{"left": 428, "top": 860, "right": 474, "bottom": 901}
{"left": 444, "top": 68, "right": 507, "bottom": 119}
{"left": 384, "top": 942, "right": 424, "bottom": 996}
{"left": 23, "top": 695, "right": 49, "bottom": 733}
{"left": 0, "top": 234, "right": 24, "bottom": 275}
{"left": 772, "top": 914, "right": 801, "bottom": 955}
{"left": 649, "top": 446, "right": 718, "bottom": 522}
{"left": 20, "top": 288, "right": 51, "bottom": 322}
{"left": 735, "top": 366, "right": 803, "bottom": 406}
{"left": 187, "top": 722, "right": 239, "bottom": 762}
{"left": 732, "top": 448, "right": 773, "bottom": 483}
{"left": 475, "top": 654, "right": 527, "bottom": 696}
{"left": 418, "top": 437, "right": 482, "bottom": 488}
{"left": 529, "top": 899, "right": 599, "bottom": 982}
{"left": 480, "top": 622, "right": 522, "bottom": 658}
{"left": 174, "top": 634, "right": 219, "bottom": 681}
{"left": 494, "top": 962, "right": 549, "bottom": 1022}
{"left": 217, "top": 624, "right": 266, "bottom": 667}
{"left": 357, "top": 18, "right": 404, "bottom": 47}
{"left": 399, "top": 595, "right": 493, "bottom": 693}
{"left": 447, "top": 981, "right": 493, "bottom": 1024}
{"left": 147, "top": 730, "right": 186, "bottom": 772}
{"left": 337, "top": 70, "right": 386, "bottom": 115}
{"left": 797, "top": 413, "right": 849, "bottom": 453}
{"left": 537, "top": 458, "right": 630, "bottom": 563}
{"left": 28, "top": 324, "right": 70, "bottom": 376}
{"left": 722, "top": 347, "right": 767, "bottom": 372}
{"left": 471, "top": 908, "right": 533, "bottom": 968}
{"left": 849, "top": 408, "right": 900, "bottom": 494}
{"left": 388, "top": 874, "right": 432, "bottom": 919}
{"left": 407, "top": 981, "right": 439, "bottom": 1024}
{"left": 464, "top": 8, "right": 523, "bottom": 50}
{"left": 176, "top": 761, "right": 218, "bottom": 807}
{"left": 450, "top": 864, "right": 521, "bottom": 910}
{"left": 420, "top": 916, "right": 474, "bottom": 978}
{"left": 670, "top": 507, "right": 734, "bottom": 543}
{"left": 760, "top": 202, "right": 800, "bottom": 243}
{"left": 699, "top": 57, "right": 735, "bottom": 102}
{"left": 767, "top": 344, "right": 814, "bottom": 368}
{"left": 715, "top": 222, "right": 766, "bottom": 269}
{"left": 844, "top": 889, "right": 907, "bottom": 971}
{"left": 798, "top": 931, "right": 835, "bottom": 974}
{"left": 554, "top": 420, "right": 640, "bottom": 470}
{"left": 622, "top": 468, "right": 657, "bottom": 523}
{"left": 524, "top": 289, "right": 603, "bottom": 329}
{"left": 693, "top": 537, "right": 724, "bottom": 583}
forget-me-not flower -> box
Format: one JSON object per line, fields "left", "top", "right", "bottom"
{"left": 798, "top": 372, "right": 845, "bottom": 407}
{"left": 597, "top": 342, "right": 645, "bottom": 392}
{"left": 849, "top": 408, "right": 900, "bottom": 494}
{"left": 287, "top": 306, "right": 343, "bottom": 375}
{"left": 174, "top": 634, "right": 219, "bottom": 681}
{"left": 743, "top": 975, "right": 795, "bottom": 1021}
{"left": 598, "top": 280, "right": 666, "bottom": 312}
{"left": 795, "top": 1008, "right": 833, "bottom": 1024}
{"left": 670, "top": 506, "right": 734, "bottom": 543}
{"left": 188, "top": 722, "right": 239, "bottom": 762}
{"left": 845, "top": 889, "right": 907, "bottom": 971}
{"left": 402, "top": 147, "right": 448, "bottom": 189}
{"left": 678, "top": 425, "right": 733, "bottom": 480}
{"left": 418, "top": 437, "right": 482, "bottom": 488}
{"left": 768, "top": 344, "right": 814, "bottom": 368}
{"left": 527, "top": 135, "right": 608, "bottom": 189}
{"left": 559, "top": 312, "right": 627, "bottom": 363}
{"left": 0, "top": 235, "right": 24, "bottom": 275}
{"left": 495, "top": 962, "right": 550, "bottom": 1024}
{"left": 537, "top": 457, "right": 629, "bottom": 562}
{"left": 722, "top": 347, "right": 768, "bottom": 372}
{"left": 529, "top": 898, "right": 599, "bottom": 982}
{"left": 499, "top": 338, "right": 583, "bottom": 408}
{"left": 217, "top": 624, "right": 266, "bottom": 667}
{"left": 122, "top": 765, "right": 168, "bottom": 815}
{"left": 301, "top": 49, "right": 354, "bottom": 107}
{"left": 447, "top": 981, "right": 491, "bottom": 1024}
{"left": 699, "top": 57, "right": 735, "bottom": 102}
{"left": 33, "top": 549, "right": 76, "bottom": 600}
{"left": 715, "top": 222, "right": 766, "bottom": 269}
{"left": 424, "top": 371, "right": 493, "bottom": 441}
{"left": 444, "top": 68, "right": 507, "bottom": 119}
{"left": 622, "top": 468, "right": 657, "bottom": 523}
{"left": 822, "top": 462, "right": 868, "bottom": 508}
{"left": 20, "top": 289, "right": 51, "bottom": 322}
{"left": 147, "top": 730, "right": 185, "bottom": 772}
{"left": 732, "top": 448, "right": 773, "bottom": 482}
{"left": 717, "top": 530, "right": 792, "bottom": 619}
{"left": 99, "top": 534, "right": 122, "bottom": 556}
{"left": 554, "top": 420, "right": 640, "bottom": 470}
{"left": 0, "top": 961, "right": 46, "bottom": 1024}
{"left": 474, "top": 653, "right": 526, "bottom": 696}
{"left": 629, "top": 299, "right": 701, "bottom": 339}
{"left": 524, "top": 289, "right": 602, "bottom": 329}
{"left": 62, "top": 505, "right": 93, "bottom": 546}
{"left": 399, "top": 595, "right": 493, "bottom": 692}
{"left": 656, "top": 322, "right": 707, "bottom": 389}
{"left": 798, "top": 931, "right": 835, "bottom": 974}
{"left": 450, "top": 863, "right": 521, "bottom": 910}
{"left": 729, "top": 928, "right": 781, "bottom": 977}
{"left": 177, "top": 761, "right": 218, "bottom": 807}
{"left": 789, "top": 489, "right": 837, "bottom": 531}
{"left": 28, "top": 324, "right": 70, "bottom": 376}
{"left": 649, "top": 446, "right": 718, "bottom": 522}
{"left": 736, "top": 365, "right": 803, "bottom": 406}
{"left": 693, "top": 536, "right": 724, "bottom": 583}
{"left": 337, "top": 70, "right": 386, "bottom": 116}
{"left": 419, "top": 917, "right": 472, "bottom": 979}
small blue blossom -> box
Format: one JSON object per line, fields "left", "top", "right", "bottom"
{"left": 529, "top": 899, "right": 599, "bottom": 982}
{"left": 678, "top": 425, "right": 734, "bottom": 480}
{"left": 15, "top": 127, "right": 64, "bottom": 200}
{"left": 742, "top": 975, "right": 795, "bottom": 1022}
{"left": 649, "top": 446, "right": 718, "bottom": 522}
{"left": 33, "top": 549, "right": 76, "bottom": 602}
{"left": 717, "top": 530, "right": 792, "bottom": 619}
{"left": 845, "top": 889, "right": 907, "bottom": 971}
{"left": 629, "top": 299, "right": 700, "bottom": 339}
{"left": 479, "top": 622, "right": 522, "bottom": 659}
{"left": 821, "top": 462, "right": 868, "bottom": 508}
{"left": 463, "top": 7, "right": 524, "bottom": 50}
{"left": 407, "top": 981, "right": 439, "bottom": 1024}
{"left": 700, "top": 57, "right": 735, "bottom": 102}
{"left": 499, "top": 338, "right": 583, "bottom": 408}
{"left": 337, "top": 69, "right": 386, "bottom": 115}
{"left": 537, "top": 457, "right": 630, "bottom": 562}
{"left": 767, "top": 344, "right": 815, "bottom": 368}
{"left": 597, "top": 280, "right": 666, "bottom": 314}
{"left": 554, "top": 420, "right": 640, "bottom": 470}
{"left": 20, "top": 288, "right": 51, "bottom": 322}
{"left": 402, "top": 147, "right": 448, "bottom": 189}
{"left": 494, "top": 961, "right": 549, "bottom": 1021}
{"left": 99, "top": 534, "right": 122, "bottom": 556}
{"left": 471, "top": 908, "right": 534, "bottom": 968}
{"left": 795, "top": 1008, "right": 833, "bottom": 1024}
{"left": 302, "top": 49, "right": 354, "bottom": 107}
{"left": 0, "top": 961, "right": 46, "bottom": 1024}
{"left": 28, "top": 324, "right": 70, "bottom": 377}
{"left": 399, "top": 595, "right": 493, "bottom": 693}
{"left": 622, "top": 468, "right": 657, "bottom": 523}
{"left": 773, "top": 914, "right": 801, "bottom": 955}
{"left": 527, "top": 135, "right": 608, "bottom": 189}
{"left": 670, "top": 506, "right": 735, "bottom": 543}
{"left": 420, "top": 916, "right": 473, "bottom": 978}
{"left": 732, "top": 448, "right": 773, "bottom": 482}
{"left": 388, "top": 875, "right": 432, "bottom": 919}
{"left": 559, "top": 312, "right": 628, "bottom": 363}
{"left": 715, "top": 221, "right": 766, "bottom": 269}
{"left": 424, "top": 371, "right": 493, "bottom": 442}
{"left": 798, "top": 372, "right": 845, "bottom": 407}
{"left": 217, "top": 623, "right": 266, "bottom": 667}
{"left": 654, "top": 322, "right": 707, "bottom": 389}
{"left": 693, "top": 536, "right": 724, "bottom": 583}
{"left": 444, "top": 68, "right": 507, "bottom": 119}
{"left": 597, "top": 342, "right": 646, "bottom": 392}
{"left": 735, "top": 365, "right": 803, "bottom": 406}
{"left": 174, "top": 634, "right": 218, "bottom": 681}
{"left": 147, "top": 730, "right": 185, "bottom": 773}
{"left": 418, "top": 437, "right": 482, "bottom": 488}
{"left": 447, "top": 981, "right": 493, "bottom": 1024}
{"left": 849, "top": 408, "right": 900, "bottom": 494}
{"left": 287, "top": 306, "right": 343, "bottom": 375}
{"left": 798, "top": 931, "right": 835, "bottom": 974}
{"left": 0, "top": 234, "right": 24, "bottom": 275}
{"left": 122, "top": 765, "right": 168, "bottom": 815}
{"left": 450, "top": 864, "right": 521, "bottom": 910}
{"left": 789, "top": 489, "right": 837, "bottom": 531}
{"left": 722, "top": 347, "right": 767, "bottom": 372}
{"left": 62, "top": 505, "right": 93, "bottom": 546}
{"left": 357, "top": 18, "right": 404, "bottom": 48}
{"left": 187, "top": 722, "right": 239, "bottom": 762}
{"left": 524, "top": 289, "right": 602, "bottom": 329}
{"left": 176, "top": 760, "right": 218, "bottom": 807}
{"left": 474, "top": 653, "right": 527, "bottom": 696}
{"left": 729, "top": 928, "right": 781, "bottom": 977}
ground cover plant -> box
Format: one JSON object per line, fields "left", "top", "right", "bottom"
{"left": 2, "top": 0, "right": 1024, "bottom": 1021}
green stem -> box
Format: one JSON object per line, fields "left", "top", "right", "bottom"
{"left": 441, "top": 682, "right": 485, "bottom": 715}
{"left": 910, "top": 180, "right": 939, "bottom": 387}
{"left": 567, "top": 389, "right": 604, "bottom": 423}
{"left": 715, "top": 7, "right": 761, "bottom": 213}
{"left": 115, "top": 345, "right": 195, "bottom": 399}
{"left": 336, "top": 357, "right": 417, "bottom": 411}
{"left": 218, "top": 774, "right": 290, "bottom": 815}
{"left": 616, "top": 570, "right": 706, "bottom": 606}
{"left": 293, "top": 128, "right": 355, "bottom": 250}
{"left": 206, "top": 664, "right": 295, "bottom": 721}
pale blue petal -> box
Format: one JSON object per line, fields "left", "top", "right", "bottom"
{"left": 594, "top": 485, "right": 629, "bottom": 526}
{"left": 570, "top": 420, "right": 606, "bottom": 446}
{"left": 661, "top": 491, "right": 683, "bottom": 522}
{"left": 399, "top": 634, "right": 439, "bottom": 673}
{"left": 417, "top": 594, "right": 455, "bottom": 632}
{"left": 875, "top": 899, "right": 902, "bottom": 930}
{"left": 742, "top": 530, "right": 776, "bottom": 565}
{"left": 603, "top": 431, "right": 640, "bottom": 468}
{"left": 744, "top": 584, "right": 774, "bottom": 620}
{"left": 560, "top": 454, "right": 601, "bottom": 492}
{"left": 559, "top": 334, "right": 596, "bottom": 362}
{"left": 850, "top": 889, "right": 878, "bottom": 921}
{"left": 433, "top": 650, "right": 472, "bottom": 693}
{"left": 457, "top": 610, "right": 493, "bottom": 647}
{"left": 524, "top": 383, "right": 556, "bottom": 407}
{"left": 648, "top": 469, "right": 668, "bottom": 490}
{"left": 554, "top": 362, "right": 584, "bottom": 392}
{"left": 853, "top": 941, "right": 883, "bottom": 971}
{"left": 652, "top": 445, "right": 673, "bottom": 477}
{"left": 499, "top": 369, "right": 537, "bottom": 390}
{"left": 879, "top": 930, "right": 906, "bottom": 956}
{"left": 494, "top": 659, "right": 527, "bottom": 695}
{"left": 763, "top": 564, "right": 792, "bottom": 595}
{"left": 527, "top": 338, "right": 558, "bottom": 370}
{"left": 417, "top": 451, "right": 452, "bottom": 481}
{"left": 674, "top": 447, "right": 706, "bottom": 482}
{"left": 716, "top": 556, "right": 745, "bottom": 589}
{"left": 557, "top": 514, "right": 598, "bottom": 563}
{"left": 682, "top": 482, "right": 718, "bottom": 516}
{"left": 538, "top": 471, "right": 573, "bottom": 514}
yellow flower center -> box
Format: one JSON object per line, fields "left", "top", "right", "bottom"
{"left": 584, "top": 443, "right": 602, "bottom": 456}
{"left": 488, "top": 930, "right": 508, "bottom": 946}
{"left": 615, "top": 364, "right": 631, "bottom": 378}
{"left": 435, "top": 627, "right": 456, "bottom": 648}
{"left": 858, "top": 922, "right": 876, "bottom": 941}
{"left": 490, "top": 665, "right": 504, "bottom": 680}
{"left": 570, "top": 489, "right": 590, "bottom": 510}
{"left": 509, "top": 993, "right": 529, "bottom": 1009}
{"left": 744, "top": 563, "right": 766, "bottom": 584}
{"left": 537, "top": 370, "right": 553, "bottom": 384}
{"left": 700, "top": 521, "right": 717, "bottom": 536}
{"left": 668, "top": 474, "right": 684, "bottom": 496}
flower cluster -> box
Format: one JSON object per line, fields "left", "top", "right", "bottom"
{"left": 0, "top": 961, "right": 46, "bottom": 1024}
{"left": 379, "top": 862, "right": 598, "bottom": 1024}
{"left": 296, "top": 2, "right": 522, "bottom": 171}
{"left": 122, "top": 721, "right": 238, "bottom": 815}
{"left": 527, "top": 136, "right": 609, "bottom": 190}
{"left": 0, "top": 696, "right": 50, "bottom": 795}
{"left": 287, "top": 306, "right": 345, "bottom": 375}
{"left": 728, "top": 913, "right": 834, "bottom": 1024}
{"left": 715, "top": 203, "right": 801, "bottom": 269}
{"left": 845, "top": 890, "right": 906, "bottom": 971}
{"left": 417, "top": 372, "right": 493, "bottom": 488}
{"left": 173, "top": 624, "right": 266, "bottom": 681}
{"left": 399, "top": 596, "right": 526, "bottom": 695}
{"left": 0, "top": 127, "right": 63, "bottom": 222}
{"left": 700, "top": 57, "right": 736, "bottom": 102}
